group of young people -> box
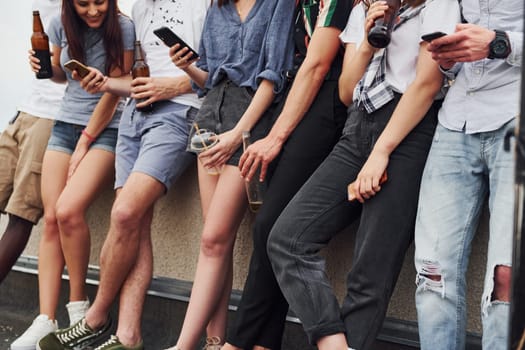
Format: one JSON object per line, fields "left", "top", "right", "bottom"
{"left": 0, "top": 0, "right": 521, "bottom": 350}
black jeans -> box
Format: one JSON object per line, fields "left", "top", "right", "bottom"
{"left": 227, "top": 80, "right": 347, "bottom": 350}
{"left": 267, "top": 95, "right": 439, "bottom": 349}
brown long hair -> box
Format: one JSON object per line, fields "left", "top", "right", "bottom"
{"left": 62, "top": 0, "right": 124, "bottom": 74}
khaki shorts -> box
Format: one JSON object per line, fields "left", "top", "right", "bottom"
{"left": 0, "top": 112, "right": 53, "bottom": 223}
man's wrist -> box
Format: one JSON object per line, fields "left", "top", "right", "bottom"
{"left": 488, "top": 30, "right": 511, "bottom": 59}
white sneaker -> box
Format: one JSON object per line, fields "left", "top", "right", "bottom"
{"left": 66, "top": 299, "right": 90, "bottom": 326}
{"left": 10, "top": 314, "right": 58, "bottom": 350}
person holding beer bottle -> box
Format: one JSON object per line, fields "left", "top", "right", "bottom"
{"left": 265, "top": 0, "right": 459, "bottom": 349}
{"left": 11, "top": 1, "right": 135, "bottom": 349}
{"left": 38, "top": 1, "right": 209, "bottom": 349}
{"left": 165, "top": 1, "right": 295, "bottom": 349}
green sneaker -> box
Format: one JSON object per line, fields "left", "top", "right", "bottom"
{"left": 94, "top": 335, "right": 143, "bottom": 350}
{"left": 37, "top": 317, "right": 111, "bottom": 350}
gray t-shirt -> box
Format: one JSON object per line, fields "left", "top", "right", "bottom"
{"left": 48, "top": 14, "right": 135, "bottom": 128}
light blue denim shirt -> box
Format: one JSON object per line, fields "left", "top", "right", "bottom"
{"left": 194, "top": 0, "right": 295, "bottom": 97}
{"left": 48, "top": 14, "right": 136, "bottom": 128}
{"left": 438, "top": 0, "right": 523, "bottom": 133}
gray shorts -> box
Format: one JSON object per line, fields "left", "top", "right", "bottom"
{"left": 115, "top": 99, "right": 197, "bottom": 191}
{"left": 194, "top": 80, "right": 274, "bottom": 166}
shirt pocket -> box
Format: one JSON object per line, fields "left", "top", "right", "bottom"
{"left": 242, "top": 17, "right": 270, "bottom": 54}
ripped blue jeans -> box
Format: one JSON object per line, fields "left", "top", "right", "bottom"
{"left": 414, "top": 120, "right": 515, "bottom": 350}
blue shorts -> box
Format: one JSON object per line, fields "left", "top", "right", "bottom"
{"left": 115, "top": 99, "right": 197, "bottom": 191}
{"left": 47, "top": 120, "right": 118, "bottom": 154}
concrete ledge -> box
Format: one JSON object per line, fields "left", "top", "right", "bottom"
{"left": 4, "top": 257, "right": 482, "bottom": 349}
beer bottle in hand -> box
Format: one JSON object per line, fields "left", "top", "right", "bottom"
{"left": 31, "top": 10, "right": 53, "bottom": 79}
{"left": 132, "top": 41, "right": 154, "bottom": 112}
{"left": 367, "top": 0, "right": 401, "bottom": 49}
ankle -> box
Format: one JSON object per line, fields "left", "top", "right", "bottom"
{"left": 116, "top": 330, "right": 142, "bottom": 348}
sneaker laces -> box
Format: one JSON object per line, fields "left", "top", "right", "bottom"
{"left": 95, "top": 335, "right": 120, "bottom": 350}
{"left": 56, "top": 318, "right": 92, "bottom": 343}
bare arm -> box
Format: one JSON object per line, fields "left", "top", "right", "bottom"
{"left": 239, "top": 26, "right": 343, "bottom": 181}
{"left": 350, "top": 42, "right": 443, "bottom": 202}
{"left": 68, "top": 49, "right": 134, "bottom": 178}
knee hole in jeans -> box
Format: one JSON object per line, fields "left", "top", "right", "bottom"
{"left": 416, "top": 260, "right": 444, "bottom": 298}
{"left": 491, "top": 264, "right": 511, "bottom": 302}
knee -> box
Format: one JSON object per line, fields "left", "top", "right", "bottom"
{"left": 55, "top": 202, "right": 83, "bottom": 233}
{"left": 200, "top": 230, "right": 233, "bottom": 258}
{"left": 492, "top": 265, "right": 511, "bottom": 302}
{"left": 416, "top": 260, "right": 445, "bottom": 297}
{"left": 110, "top": 201, "right": 141, "bottom": 240}
{"left": 42, "top": 211, "right": 59, "bottom": 237}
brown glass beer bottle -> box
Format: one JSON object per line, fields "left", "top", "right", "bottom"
{"left": 31, "top": 10, "right": 53, "bottom": 79}
{"left": 367, "top": 0, "right": 401, "bottom": 48}
{"left": 131, "top": 41, "right": 154, "bottom": 112}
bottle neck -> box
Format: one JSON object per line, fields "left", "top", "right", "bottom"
{"left": 33, "top": 13, "right": 44, "bottom": 33}
{"left": 133, "top": 42, "right": 145, "bottom": 62}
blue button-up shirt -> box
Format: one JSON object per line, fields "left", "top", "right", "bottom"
{"left": 438, "top": 0, "right": 523, "bottom": 133}
{"left": 195, "top": 0, "right": 295, "bottom": 97}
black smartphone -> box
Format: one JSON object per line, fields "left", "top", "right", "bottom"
{"left": 153, "top": 26, "right": 199, "bottom": 61}
{"left": 421, "top": 31, "right": 447, "bottom": 42}
{"left": 64, "top": 59, "right": 90, "bottom": 78}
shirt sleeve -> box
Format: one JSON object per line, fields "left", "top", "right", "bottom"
{"left": 420, "top": 0, "right": 461, "bottom": 40}
{"left": 119, "top": 15, "right": 136, "bottom": 51}
{"left": 506, "top": 31, "right": 523, "bottom": 67}
{"left": 47, "top": 15, "right": 63, "bottom": 47}
{"left": 315, "top": 0, "right": 353, "bottom": 31}
{"left": 256, "top": 0, "right": 296, "bottom": 94}
{"left": 339, "top": 4, "right": 365, "bottom": 46}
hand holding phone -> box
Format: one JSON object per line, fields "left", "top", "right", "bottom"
{"left": 64, "top": 59, "right": 90, "bottom": 78}
{"left": 153, "top": 26, "right": 199, "bottom": 61}
{"left": 421, "top": 31, "right": 447, "bottom": 42}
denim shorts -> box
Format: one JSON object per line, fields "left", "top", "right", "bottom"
{"left": 47, "top": 120, "right": 118, "bottom": 154}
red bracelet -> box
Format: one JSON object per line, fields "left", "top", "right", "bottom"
{"left": 81, "top": 129, "right": 96, "bottom": 143}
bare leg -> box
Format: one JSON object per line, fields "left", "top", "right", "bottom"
{"left": 39, "top": 150, "right": 70, "bottom": 319}
{"left": 85, "top": 173, "right": 165, "bottom": 329}
{"left": 317, "top": 333, "right": 349, "bottom": 350}
{"left": 56, "top": 149, "right": 115, "bottom": 302}
{"left": 0, "top": 214, "right": 33, "bottom": 283}
{"left": 114, "top": 206, "right": 154, "bottom": 347}
{"left": 175, "top": 165, "right": 247, "bottom": 350}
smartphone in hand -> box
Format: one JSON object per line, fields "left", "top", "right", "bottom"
{"left": 153, "top": 26, "right": 199, "bottom": 60}
{"left": 64, "top": 59, "right": 90, "bottom": 78}
{"left": 421, "top": 31, "right": 447, "bottom": 42}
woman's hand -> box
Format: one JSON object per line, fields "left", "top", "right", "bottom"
{"left": 28, "top": 49, "right": 42, "bottom": 73}
{"left": 169, "top": 43, "right": 198, "bottom": 70}
{"left": 67, "top": 137, "right": 91, "bottom": 180}
{"left": 363, "top": 1, "right": 389, "bottom": 53}
{"left": 238, "top": 134, "right": 283, "bottom": 182}
{"left": 199, "top": 129, "right": 243, "bottom": 170}
{"left": 77, "top": 67, "right": 108, "bottom": 94}
{"left": 347, "top": 148, "right": 389, "bottom": 203}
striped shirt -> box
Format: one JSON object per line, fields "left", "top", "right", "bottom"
{"left": 293, "top": 0, "right": 352, "bottom": 78}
